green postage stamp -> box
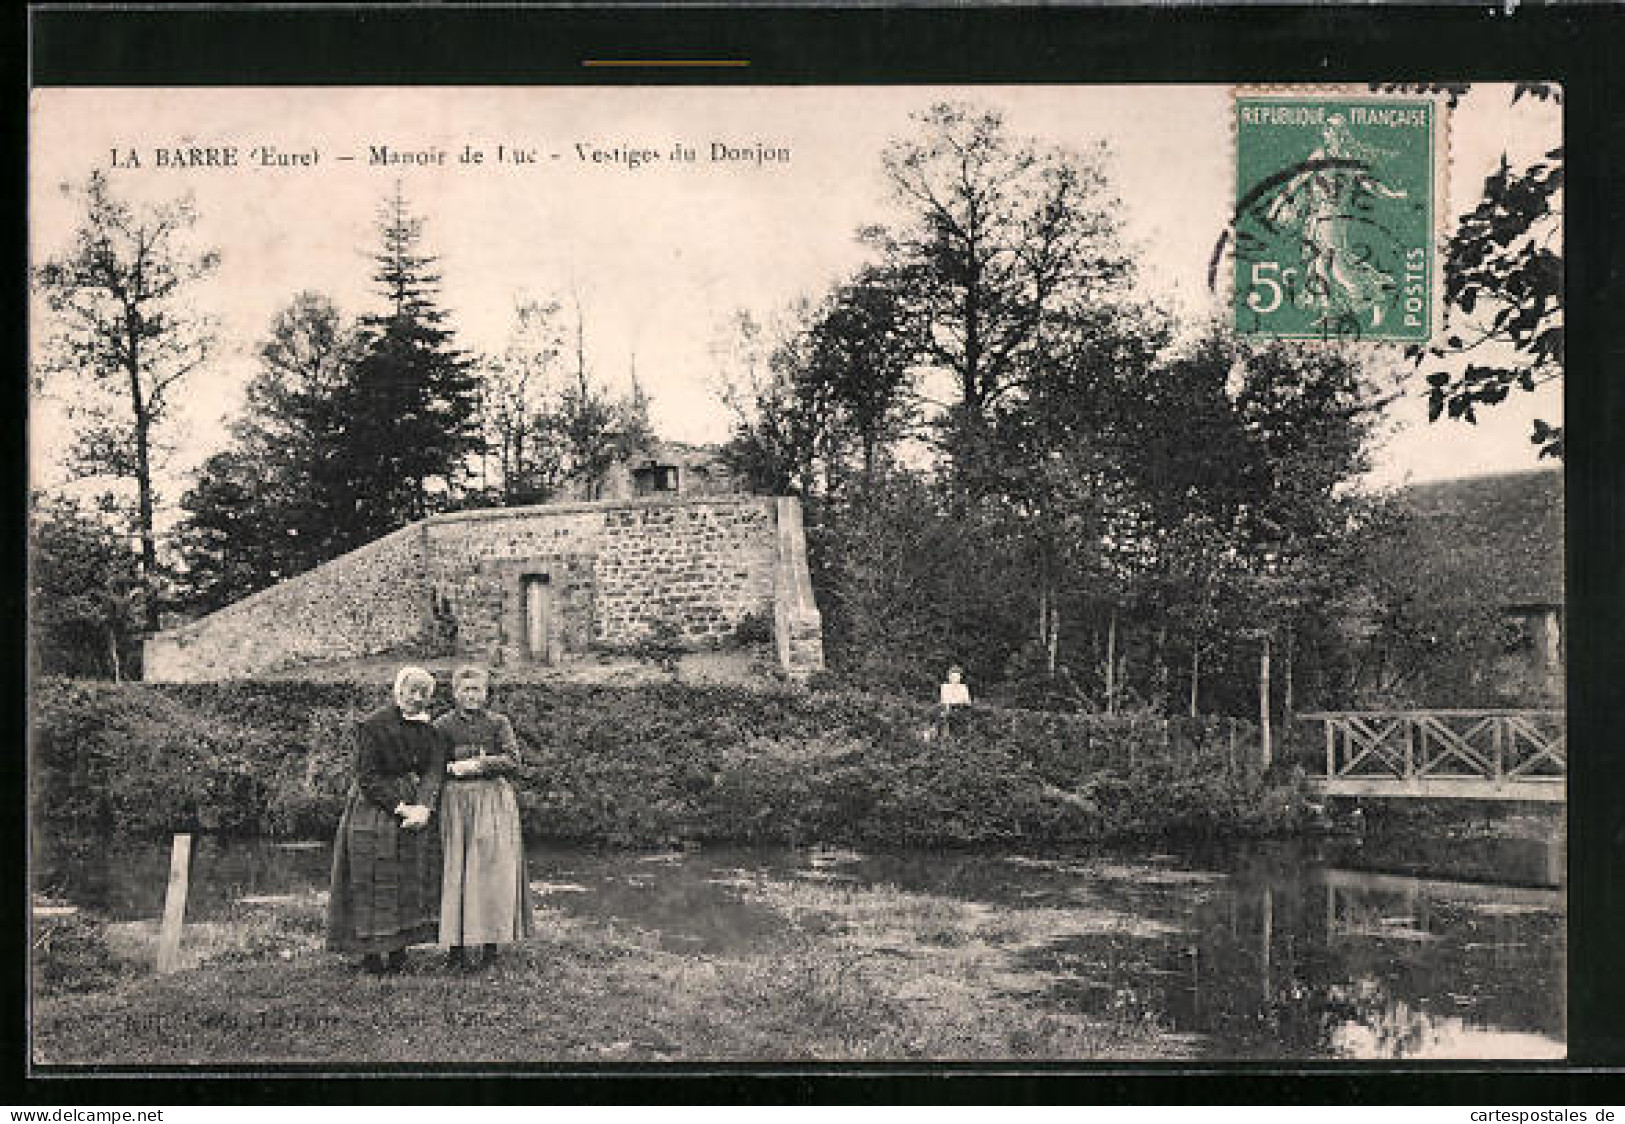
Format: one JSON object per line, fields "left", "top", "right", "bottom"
{"left": 1234, "top": 93, "right": 1441, "bottom": 342}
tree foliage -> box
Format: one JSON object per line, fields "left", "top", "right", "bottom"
{"left": 34, "top": 172, "right": 220, "bottom": 628}
{"left": 719, "top": 271, "right": 921, "bottom": 502}
{"left": 801, "top": 268, "right": 922, "bottom": 485}
{"left": 29, "top": 494, "right": 147, "bottom": 679}
{"left": 336, "top": 186, "right": 482, "bottom": 543}
{"left": 171, "top": 193, "right": 658, "bottom": 615}
{"left": 172, "top": 187, "right": 481, "bottom": 608}
{"left": 476, "top": 297, "right": 569, "bottom": 504}
{"left": 1412, "top": 83, "right": 1563, "bottom": 459}
{"left": 173, "top": 450, "right": 287, "bottom": 613}
{"left": 1341, "top": 497, "right": 1549, "bottom": 707}
{"left": 172, "top": 294, "right": 361, "bottom": 609}
{"left": 716, "top": 307, "right": 824, "bottom": 497}
{"left": 487, "top": 291, "right": 659, "bottom": 503}
{"left": 713, "top": 102, "right": 1409, "bottom": 718}
{"left": 240, "top": 292, "right": 362, "bottom": 565}
{"left": 862, "top": 102, "right": 1131, "bottom": 485}
{"left": 555, "top": 360, "right": 655, "bottom": 500}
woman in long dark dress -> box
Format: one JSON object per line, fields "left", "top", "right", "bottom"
{"left": 327, "top": 666, "right": 448, "bottom": 974}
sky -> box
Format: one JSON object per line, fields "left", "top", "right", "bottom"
{"left": 28, "top": 84, "right": 1562, "bottom": 510}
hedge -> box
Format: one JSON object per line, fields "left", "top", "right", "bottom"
{"left": 31, "top": 677, "right": 1309, "bottom": 847}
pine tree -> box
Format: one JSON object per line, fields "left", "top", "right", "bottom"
{"left": 338, "top": 185, "right": 480, "bottom": 544}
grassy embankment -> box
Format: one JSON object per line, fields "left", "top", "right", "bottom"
{"left": 33, "top": 871, "right": 1195, "bottom": 1064}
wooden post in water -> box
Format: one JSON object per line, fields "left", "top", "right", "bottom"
{"left": 1259, "top": 636, "right": 1273, "bottom": 772}
{"left": 1105, "top": 610, "right": 1118, "bottom": 716}
{"left": 1260, "top": 884, "right": 1273, "bottom": 1005}
{"left": 156, "top": 833, "right": 193, "bottom": 974}
{"left": 1190, "top": 945, "right": 1201, "bottom": 1021}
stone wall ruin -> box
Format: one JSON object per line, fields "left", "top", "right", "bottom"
{"left": 144, "top": 495, "right": 824, "bottom": 681}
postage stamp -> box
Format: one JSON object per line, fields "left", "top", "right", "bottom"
{"left": 1233, "top": 93, "right": 1443, "bottom": 342}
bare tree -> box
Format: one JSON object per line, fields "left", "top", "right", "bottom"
{"left": 479, "top": 296, "right": 568, "bottom": 503}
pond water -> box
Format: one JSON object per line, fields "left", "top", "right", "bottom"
{"left": 33, "top": 831, "right": 1564, "bottom": 1061}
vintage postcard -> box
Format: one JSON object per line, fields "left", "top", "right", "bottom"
{"left": 28, "top": 81, "right": 1564, "bottom": 1068}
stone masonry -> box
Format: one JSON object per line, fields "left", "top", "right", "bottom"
{"left": 144, "top": 495, "right": 825, "bottom": 682}
{"left": 143, "top": 523, "right": 430, "bottom": 681}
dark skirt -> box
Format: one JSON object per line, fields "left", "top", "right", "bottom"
{"left": 327, "top": 787, "right": 443, "bottom": 955}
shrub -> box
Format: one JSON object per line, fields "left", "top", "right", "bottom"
{"left": 631, "top": 617, "right": 686, "bottom": 677}
{"left": 31, "top": 676, "right": 1303, "bottom": 847}
{"left": 733, "top": 609, "right": 774, "bottom": 647}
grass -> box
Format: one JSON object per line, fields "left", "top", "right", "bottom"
{"left": 32, "top": 871, "right": 1194, "bottom": 1065}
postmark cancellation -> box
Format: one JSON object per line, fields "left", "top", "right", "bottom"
{"left": 1232, "top": 89, "right": 1449, "bottom": 344}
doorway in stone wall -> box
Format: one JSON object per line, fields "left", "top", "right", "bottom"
{"left": 522, "top": 574, "right": 554, "bottom": 663}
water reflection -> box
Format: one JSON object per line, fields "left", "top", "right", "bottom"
{"left": 1330, "top": 1001, "right": 1565, "bottom": 1060}
{"left": 1026, "top": 847, "right": 1564, "bottom": 1059}
{"left": 32, "top": 833, "right": 1564, "bottom": 1060}
{"left": 33, "top": 836, "right": 335, "bottom": 922}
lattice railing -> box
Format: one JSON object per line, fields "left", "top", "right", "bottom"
{"left": 1300, "top": 710, "right": 1565, "bottom": 783}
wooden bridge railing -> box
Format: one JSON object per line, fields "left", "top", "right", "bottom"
{"left": 1299, "top": 710, "right": 1566, "bottom": 788}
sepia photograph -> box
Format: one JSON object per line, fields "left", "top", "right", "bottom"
{"left": 26, "top": 78, "right": 1565, "bottom": 1068}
